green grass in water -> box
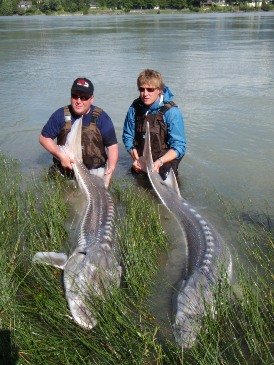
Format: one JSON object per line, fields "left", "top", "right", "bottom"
{"left": 0, "top": 152, "right": 273, "bottom": 364}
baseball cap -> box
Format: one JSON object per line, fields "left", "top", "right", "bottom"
{"left": 71, "top": 78, "right": 94, "bottom": 96}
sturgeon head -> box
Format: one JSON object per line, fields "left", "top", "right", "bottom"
{"left": 141, "top": 122, "right": 232, "bottom": 348}
{"left": 33, "top": 118, "right": 121, "bottom": 329}
{"left": 63, "top": 242, "right": 121, "bottom": 329}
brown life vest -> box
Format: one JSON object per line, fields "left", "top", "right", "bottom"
{"left": 55, "top": 105, "right": 107, "bottom": 169}
{"left": 133, "top": 98, "right": 177, "bottom": 161}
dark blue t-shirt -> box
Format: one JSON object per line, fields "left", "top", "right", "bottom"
{"left": 41, "top": 105, "right": 117, "bottom": 147}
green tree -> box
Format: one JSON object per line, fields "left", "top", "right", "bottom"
{"left": 48, "top": 0, "right": 61, "bottom": 11}
{"left": 61, "top": 0, "right": 78, "bottom": 11}
{"left": 39, "top": 0, "right": 50, "bottom": 12}
{"left": 105, "top": 0, "right": 117, "bottom": 9}
{"left": 186, "top": 0, "right": 200, "bottom": 8}
{"left": 0, "top": 0, "right": 15, "bottom": 15}
{"left": 131, "top": 0, "right": 146, "bottom": 8}
{"left": 158, "top": 0, "right": 168, "bottom": 8}
{"left": 171, "top": 0, "right": 186, "bottom": 7}
{"left": 70, "top": 1, "right": 78, "bottom": 11}
{"left": 96, "top": 0, "right": 107, "bottom": 7}
{"left": 123, "top": 0, "right": 133, "bottom": 11}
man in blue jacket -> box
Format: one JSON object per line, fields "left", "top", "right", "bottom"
{"left": 122, "top": 69, "right": 186, "bottom": 180}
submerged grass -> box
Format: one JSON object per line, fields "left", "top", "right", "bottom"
{"left": 0, "top": 152, "right": 273, "bottom": 364}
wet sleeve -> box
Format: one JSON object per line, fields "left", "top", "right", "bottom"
{"left": 41, "top": 108, "right": 65, "bottom": 139}
{"left": 164, "top": 107, "right": 187, "bottom": 159}
{"left": 97, "top": 111, "right": 117, "bottom": 147}
{"left": 122, "top": 106, "right": 136, "bottom": 153}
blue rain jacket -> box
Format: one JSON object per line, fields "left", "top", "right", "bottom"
{"left": 122, "top": 85, "right": 186, "bottom": 159}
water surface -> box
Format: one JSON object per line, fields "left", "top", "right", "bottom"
{"left": 0, "top": 14, "right": 273, "bottom": 322}
{"left": 1, "top": 13, "right": 273, "bottom": 208}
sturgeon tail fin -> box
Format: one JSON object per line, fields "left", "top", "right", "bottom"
{"left": 142, "top": 122, "right": 154, "bottom": 171}
{"left": 61, "top": 117, "right": 83, "bottom": 163}
{"left": 143, "top": 122, "right": 181, "bottom": 198}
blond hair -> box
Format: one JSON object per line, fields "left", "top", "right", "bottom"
{"left": 137, "top": 69, "right": 164, "bottom": 91}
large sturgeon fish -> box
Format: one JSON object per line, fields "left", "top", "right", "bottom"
{"left": 33, "top": 118, "right": 121, "bottom": 329}
{"left": 141, "top": 123, "right": 232, "bottom": 349}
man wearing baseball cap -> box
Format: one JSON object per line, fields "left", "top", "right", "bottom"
{"left": 39, "top": 77, "right": 118, "bottom": 188}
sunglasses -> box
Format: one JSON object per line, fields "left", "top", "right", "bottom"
{"left": 138, "top": 87, "right": 157, "bottom": 93}
{"left": 71, "top": 93, "right": 90, "bottom": 101}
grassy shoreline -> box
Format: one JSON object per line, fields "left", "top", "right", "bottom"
{"left": 0, "top": 152, "right": 273, "bottom": 364}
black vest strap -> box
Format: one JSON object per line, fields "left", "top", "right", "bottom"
{"left": 133, "top": 98, "right": 177, "bottom": 119}
{"left": 63, "top": 105, "right": 103, "bottom": 126}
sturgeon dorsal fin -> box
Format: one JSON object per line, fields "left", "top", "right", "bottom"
{"left": 144, "top": 122, "right": 181, "bottom": 197}
{"left": 32, "top": 252, "right": 68, "bottom": 270}
{"left": 163, "top": 168, "right": 181, "bottom": 197}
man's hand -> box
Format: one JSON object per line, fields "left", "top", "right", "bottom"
{"left": 59, "top": 151, "right": 75, "bottom": 170}
{"left": 130, "top": 148, "right": 145, "bottom": 173}
{"left": 151, "top": 158, "right": 162, "bottom": 173}
{"left": 104, "top": 165, "right": 115, "bottom": 189}
{"left": 131, "top": 159, "right": 144, "bottom": 173}
{"left": 105, "top": 144, "right": 118, "bottom": 188}
{"left": 40, "top": 134, "right": 75, "bottom": 170}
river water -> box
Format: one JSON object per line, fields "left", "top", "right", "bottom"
{"left": 1, "top": 13, "right": 273, "bottom": 207}
{"left": 0, "top": 12, "right": 273, "bottom": 325}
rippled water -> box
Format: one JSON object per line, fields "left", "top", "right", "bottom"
{"left": 1, "top": 12, "right": 273, "bottom": 244}
{"left": 1, "top": 11, "right": 273, "bottom": 332}
{"left": 1, "top": 13, "right": 273, "bottom": 209}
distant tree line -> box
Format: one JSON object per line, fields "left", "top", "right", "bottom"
{"left": 0, "top": 0, "right": 90, "bottom": 15}
{"left": 0, "top": 0, "right": 273, "bottom": 16}
{"left": 95, "top": 0, "right": 198, "bottom": 11}
{"left": 0, "top": 0, "right": 196, "bottom": 15}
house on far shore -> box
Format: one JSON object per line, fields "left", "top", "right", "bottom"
{"left": 200, "top": 0, "right": 262, "bottom": 6}
{"left": 89, "top": 3, "right": 97, "bottom": 8}
{"left": 18, "top": 1, "right": 32, "bottom": 9}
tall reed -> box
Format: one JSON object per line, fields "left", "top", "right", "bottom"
{"left": 0, "top": 152, "right": 273, "bottom": 364}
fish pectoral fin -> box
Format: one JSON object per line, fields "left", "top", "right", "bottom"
{"left": 32, "top": 252, "right": 68, "bottom": 270}
{"left": 163, "top": 169, "right": 181, "bottom": 197}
